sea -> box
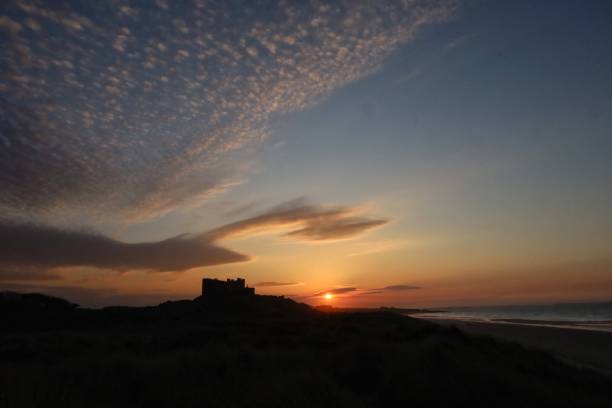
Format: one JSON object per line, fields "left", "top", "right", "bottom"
{"left": 412, "top": 301, "right": 612, "bottom": 332}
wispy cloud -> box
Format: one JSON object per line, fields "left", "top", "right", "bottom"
{"left": 303, "top": 283, "right": 421, "bottom": 299}
{"left": 0, "top": 221, "right": 248, "bottom": 273}
{"left": 312, "top": 287, "right": 358, "bottom": 296}
{"left": 222, "top": 200, "right": 259, "bottom": 218}
{"left": 207, "top": 198, "right": 388, "bottom": 242}
{"left": 381, "top": 284, "right": 422, "bottom": 291}
{"left": 0, "top": 198, "right": 386, "bottom": 277}
{"left": 0, "top": 266, "right": 61, "bottom": 282}
{"left": 446, "top": 33, "right": 473, "bottom": 49}
{"left": 347, "top": 240, "right": 409, "bottom": 257}
{"left": 360, "top": 284, "right": 422, "bottom": 296}
{"left": 0, "top": 0, "right": 455, "bottom": 223}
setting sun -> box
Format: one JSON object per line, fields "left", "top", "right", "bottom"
{"left": 324, "top": 293, "right": 333, "bottom": 300}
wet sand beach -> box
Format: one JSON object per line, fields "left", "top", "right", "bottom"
{"left": 428, "top": 318, "right": 612, "bottom": 375}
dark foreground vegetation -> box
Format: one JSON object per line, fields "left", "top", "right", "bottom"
{"left": 1, "top": 292, "right": 611, "bottom": 407}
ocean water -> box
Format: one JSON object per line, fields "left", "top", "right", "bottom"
{"left": 413, "top": 301, "right": 612, "bottom": 332}
{"left": 440, "top": 301, "right": 612, "bottom": 322}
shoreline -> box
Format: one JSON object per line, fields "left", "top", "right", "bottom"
{"left": 492, "top": 318, "right": 612, "bottom": 332}
{"left": 412, "top": 313, "right": 612, "bottom": 333}
{"left": 423, "top": 317, "right": 612, "bottom": 376}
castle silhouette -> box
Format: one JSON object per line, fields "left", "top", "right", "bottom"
{"left": 201, "top": 278, "right": 255, "bottom": 298}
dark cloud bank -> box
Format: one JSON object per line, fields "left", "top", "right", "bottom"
{"left": 0, "top": 222, "right": 248, "bottom": 274}
{"left": 0, "top": 200, "right": 387, "bottom": 281}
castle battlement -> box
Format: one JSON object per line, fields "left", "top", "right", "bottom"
{"left": 201, "top": 278, "right": 255, "bottom": 298}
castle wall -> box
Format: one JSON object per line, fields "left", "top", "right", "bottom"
{"left": 201, "top": 278, "right": 255, "bottom": 297}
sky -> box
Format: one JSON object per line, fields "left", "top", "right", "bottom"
{"left": 1, "top": 0, "right": 611, "bottom": 308}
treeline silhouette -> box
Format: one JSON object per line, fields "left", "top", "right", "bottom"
{"left": 1, "top": 292, "right": 611, "bottom": 407}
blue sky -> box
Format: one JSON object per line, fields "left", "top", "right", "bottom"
{"left": 191, "top": 0, "right": 612, "bottom": 265}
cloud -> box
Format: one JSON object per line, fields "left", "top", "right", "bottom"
{"left": 287, "top": 218, "right": 387, "bottom": 241}
{"left": 380, "top": 284, "right": 422, "bottom": 291}
{"left": 446, "top": 33, "right": 473, "bottom": 49}
{"left": 0, "top": 266, "right": 60, "bottom": 282}
{"left": 254, "top": 281, "right": 301, "bottom": 287}
{"left": 0, "top": 0, "right": 455, "bottom": 223}
{"left": 0, "top": 15, "right": 22, "bottom": 35}
{"left": 359, "top": 284, "right": 422, "bottom": 296}
{"left": 0, "top": 198, "right": 386, "bottom": 276}
{"left": 347, "top": 240, "right": 408, "bottom": 257}
{"left": 0, "top": 221, "right": 249, "bottom": 273}
{"left": 222, "top": 200, "right": 259, "bottom": 217}
{"left": 303, "top": 283, "right": 421, "bottom": 299}
{"left": 207, "top": 198, "right": 388, "bottom": 242}
{"left": 311, "top": 287, "right": 358, "bottom": 297}
{"left": 327, "top": 287, "right": 358, "bottom": 295}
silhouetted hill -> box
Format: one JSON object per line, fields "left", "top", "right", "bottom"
{"left": 0, "top": 292, "right": 611, "bottom": 407}
{"left": 1, "top": 291, "right": 77, "bottom": 310}
{"left": 0, "top": 292, "right": 79, "bottom": 332}
{"left": 1, "top": 292, "right": 314, "bottom": 332}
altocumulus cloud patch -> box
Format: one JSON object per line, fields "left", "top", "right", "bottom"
{"left": 0, "top": 0, "right": 455, "bottom": 223}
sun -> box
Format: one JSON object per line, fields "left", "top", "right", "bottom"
{"left": 324, "top": 293, "right": 333, "bottom": 300}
